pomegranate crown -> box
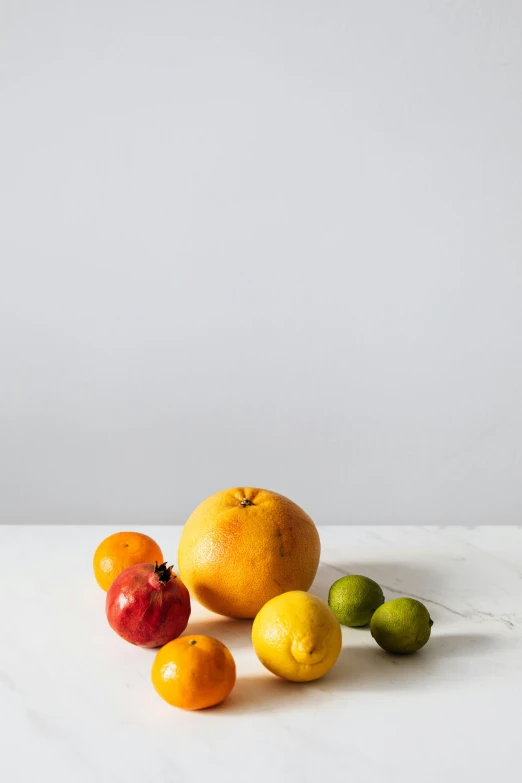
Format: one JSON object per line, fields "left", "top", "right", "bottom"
{"left": 154, "top": 562, "right": 176, "bottom": 584}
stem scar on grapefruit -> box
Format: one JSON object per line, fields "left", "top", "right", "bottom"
{"left": 177, "top": 487, "right": 321, "bottom": 618}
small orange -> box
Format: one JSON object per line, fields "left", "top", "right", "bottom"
{"left": 151, "top": 635, "right": 236, "bottom": 710}
{"left": 93, "top": 531, "right": 163, "bottom": 591}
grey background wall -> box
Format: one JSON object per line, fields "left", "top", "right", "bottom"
{"left": 1, "top": 1, "right": 521, "bottom": 526}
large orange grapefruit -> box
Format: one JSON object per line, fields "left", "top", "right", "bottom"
{"left": 177, "top": 487, "right": 321, "bottom": 618}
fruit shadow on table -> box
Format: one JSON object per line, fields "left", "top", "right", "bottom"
{"left": 215, "top": 632, "right": 504, "bottom": 716}
{"left": 311, "top": 561, "right": 440, "bottom": 604}
{"left": 183, "top": 615, "right": 254, "bottom": 650}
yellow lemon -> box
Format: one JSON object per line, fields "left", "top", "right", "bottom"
{"left": 252, "top": 591, "right": 342, "bottom": 682}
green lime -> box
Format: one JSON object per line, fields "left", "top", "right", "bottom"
{"left": 370, "top": 597, "right": 433, "bottom": 654}
{"left": 328, "top": 574, "right": 385, "bottom": 627}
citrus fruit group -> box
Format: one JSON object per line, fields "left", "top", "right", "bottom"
{"left": 178, "top": 487, "right": 321, "bottom": 618}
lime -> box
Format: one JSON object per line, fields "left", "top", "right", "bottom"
{"left": 328, "top": 574, "right": 385, "bottom": 627}
{"left": 370, "top": 597, "right": 433, "bottom": 654}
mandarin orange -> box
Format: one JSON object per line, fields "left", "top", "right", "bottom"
{"left": 152, "top": 635, "right": 236, "bottom": 710}
{"left": 93, "top": 531, "right": 163, "bottom": 591}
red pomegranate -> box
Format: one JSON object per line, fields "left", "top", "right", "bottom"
{"left": 106, "top": 562, "right": 191, "bottom": 647}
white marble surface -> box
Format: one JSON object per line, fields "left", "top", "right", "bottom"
{"left": 1, "top": 526, "right": 521, "bottom": 783}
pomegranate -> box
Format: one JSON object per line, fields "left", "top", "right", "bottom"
{"left": 106, "top": 562, "right": 191, "bottom": 647}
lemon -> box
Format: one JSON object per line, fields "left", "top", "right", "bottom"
{"left": 370, "top": 597, "right": 433, "bottom": 654}
{"left": 328, "top": 574, "right": 384, "bottom": 627}
{"left": 252, "top": 591, "right": 342, "bottom": 682}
